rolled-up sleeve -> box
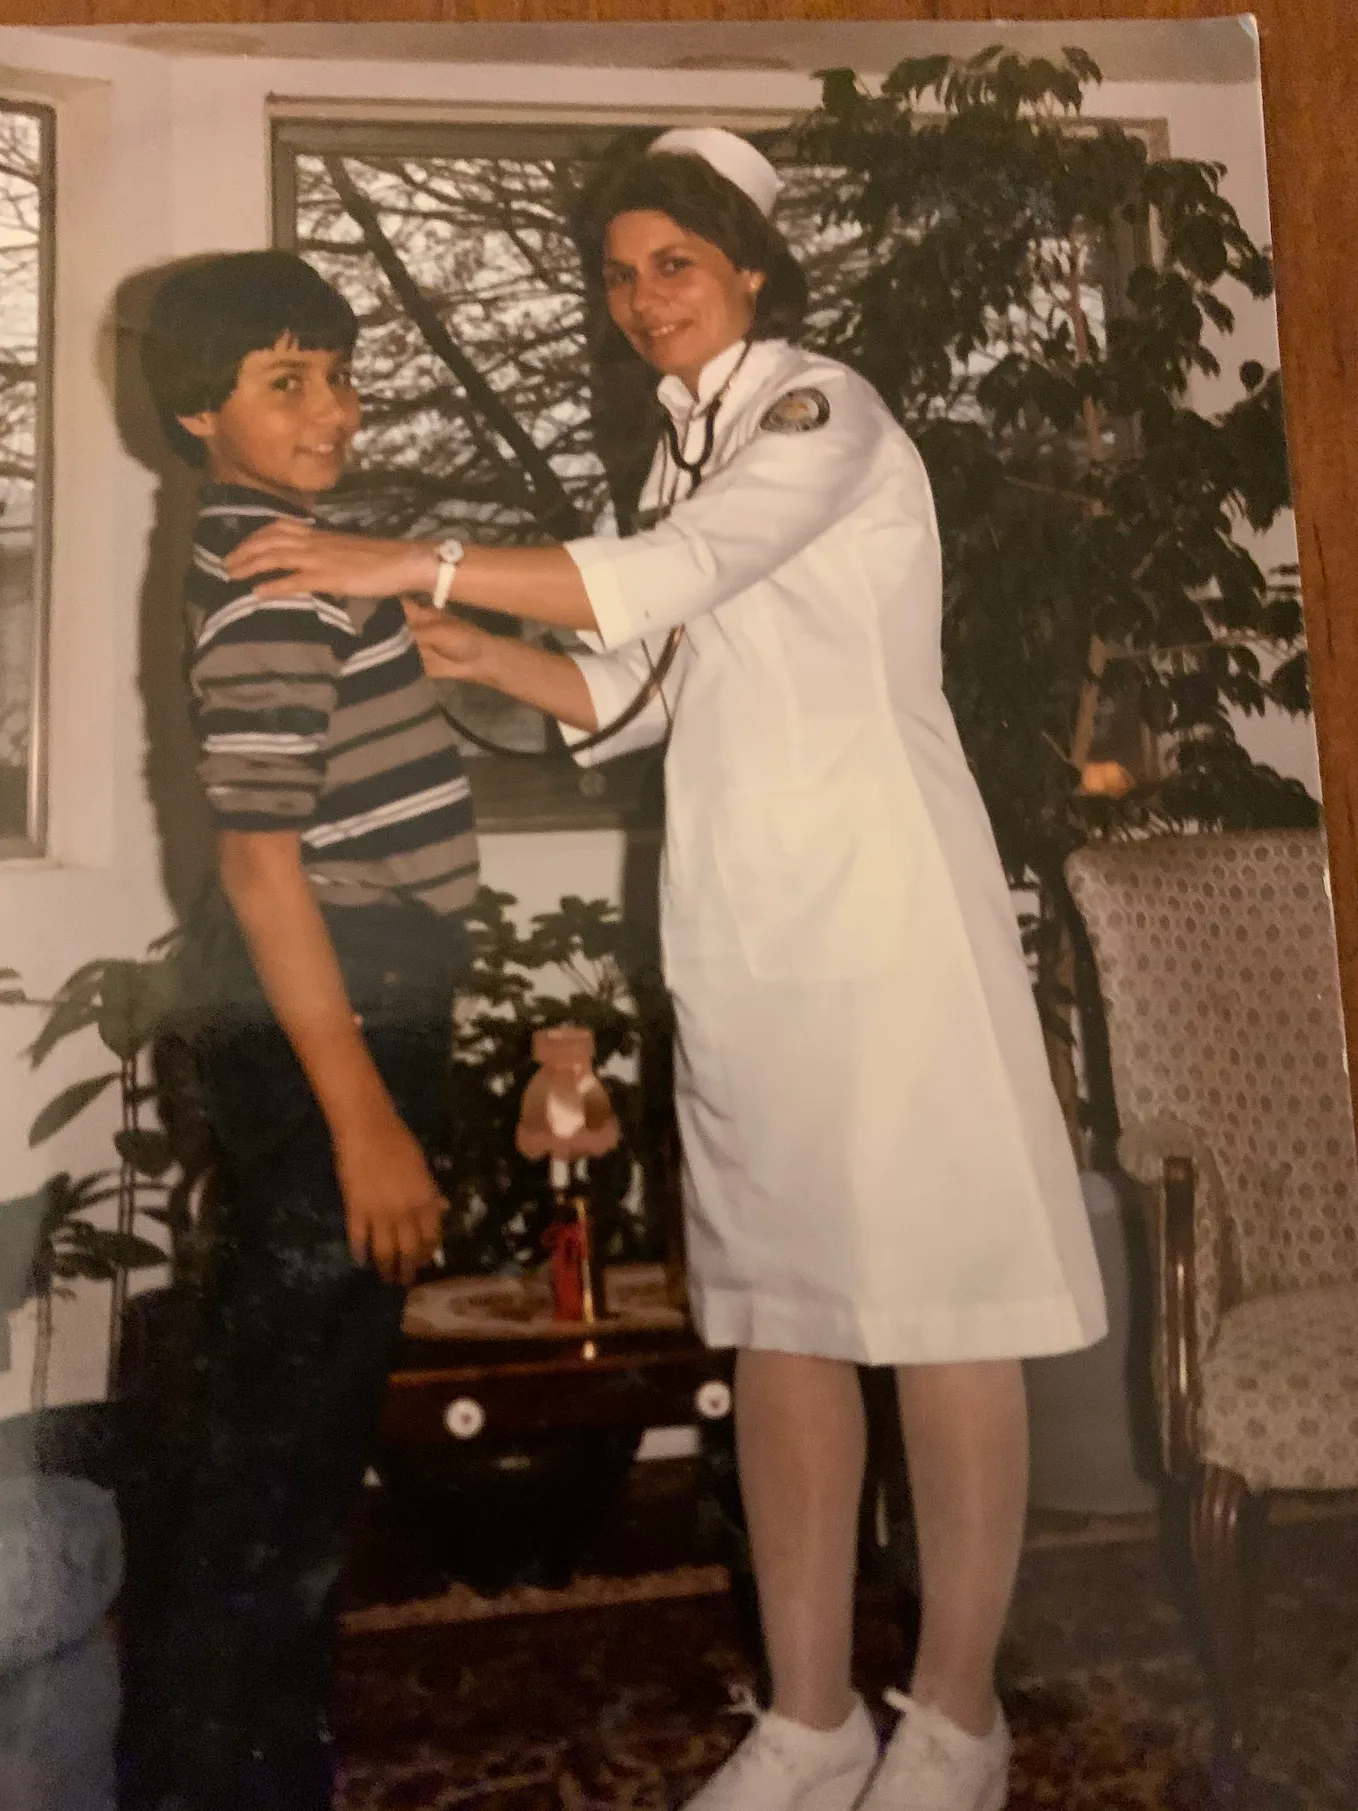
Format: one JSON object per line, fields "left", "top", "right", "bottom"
{"left": 190, "top": 593, "right": 348, "bottom": 829}
{"left": 558, "top": 631, "right": 690, "bottom": 768}
{"left": 563, "top": 368, "right": 889, "bottom": 650}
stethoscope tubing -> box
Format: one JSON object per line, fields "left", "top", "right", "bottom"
{"left": 431, "top": 341, "right": 750, "bottom": 763}
{"left": 432, "top": 621, "right": 685, "bottom": 760}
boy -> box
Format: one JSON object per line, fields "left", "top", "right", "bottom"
{"left": 126, "top": 251, "right": 478, "bottom": 1811}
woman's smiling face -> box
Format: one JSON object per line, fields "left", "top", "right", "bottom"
{"left": 602, "top": 209, "right": 765, "bottom": 394}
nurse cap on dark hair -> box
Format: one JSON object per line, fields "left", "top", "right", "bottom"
{"left": 646, "top": 127, "right": 783, "bottom": 218}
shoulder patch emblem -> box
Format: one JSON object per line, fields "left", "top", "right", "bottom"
{"left": 759, "top": 387, "right": 831, "bottom": 434}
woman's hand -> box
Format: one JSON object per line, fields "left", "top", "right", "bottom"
{"left": 404, "top": 599, "right": 598, "bottom": 732}
{"left": 223, "top": 517, "right": 439, "bottom": 601}
{"left": 402, "top": 599, "right": 493, "bottom": 682}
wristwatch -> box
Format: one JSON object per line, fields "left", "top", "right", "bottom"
{"left": 431, "top": 537, "right": 466, "bottom": 613}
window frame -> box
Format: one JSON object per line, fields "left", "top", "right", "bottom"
{"left": 0, "top": 94, "right": 55, "bottom": 861}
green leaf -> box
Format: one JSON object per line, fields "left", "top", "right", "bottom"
{"left": 27, "top": 996, "right": 101, "bottom": 1068}
{"left": 0, "top": 1180, "right": 61, "bottom": 1309}
{"left": 815, "top": 66, "right": 865, "bottom": 115}
{"left": 28, "top": 1072, "right": 119, "bottom": 1147}
{"left": 97, "top": 958, "right": 170, "bottom": 1059}
{"left": 48, "top": 1222, "right": 166, "bottom": 1282}
{"left": 113, "top": 1128, "right": 175, "bottom": 1177}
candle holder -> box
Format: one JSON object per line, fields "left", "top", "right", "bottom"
{"left": 515, "top": 1025, "right": 621, "bottom": 1326}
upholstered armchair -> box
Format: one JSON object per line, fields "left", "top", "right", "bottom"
{"left": 1065, "top": 829, "right": 1358, "bottom": 1805}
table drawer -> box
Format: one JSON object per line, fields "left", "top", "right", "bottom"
{"left": 381, "top": 1346, "right": 734, "bottom": 1446}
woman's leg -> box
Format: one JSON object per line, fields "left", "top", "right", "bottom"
{"left": 893, "top": 1359, "right": 1029, "bottom": 1736}
{"left": 734, "top": 1349, "right": 868, "bottom": 1727}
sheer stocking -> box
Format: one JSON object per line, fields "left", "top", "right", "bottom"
{"left": 894, "top": 1358, "right": 1029, "bottom": 1735}
{"left": 733, "top": 1349, "right": 867, "bottom": 1729}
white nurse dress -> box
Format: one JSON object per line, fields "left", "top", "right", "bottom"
{"left": 561, "top": 335, "right": 1107, "bottom": 1366}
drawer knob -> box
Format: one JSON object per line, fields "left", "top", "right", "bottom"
{"left": 695, "top": 1379, "right": 732, "bottom": 1421}
{"left": 443, "top": 1396, "right": 486, "bottom": 1440}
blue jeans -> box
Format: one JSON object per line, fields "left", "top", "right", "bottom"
{"left": 121, "top": 904, "right": 458, "bottom": 1811}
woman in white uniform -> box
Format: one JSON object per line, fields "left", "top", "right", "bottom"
{"left": 228, "top": 128, "right": 1106, "bottom": 1811}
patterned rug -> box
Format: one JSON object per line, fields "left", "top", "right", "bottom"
{"left": 332, "top": 1484, "right": 1358, "bottom": 1811}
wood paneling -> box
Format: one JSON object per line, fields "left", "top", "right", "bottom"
{"left": 5, "top": 0, "right": 1355, "bottom": 1101}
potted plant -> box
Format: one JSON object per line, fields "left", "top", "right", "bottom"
{"left": 793, "top": 45, "right": 1316, "bottom": 1160}
{"left": 2, "top": 885, "right": 674, "bottom": 1406}
{"left": 786, "top": 44, "right": 1319, "bottom": 1515}
{"left": 1, "top": 954, "right": 173, "bottom": 1414}
{"left": 435, "top": 885, "right": 674, "bottom": 1282}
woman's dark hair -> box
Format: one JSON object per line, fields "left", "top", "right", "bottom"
{"left": 572, "top": 149, "right": 810, "bottom": 522}
{"left": 574, "top": 149, "right": 807, "bottom": 351}
{"left": 141, "top": 250, "right": 358, "bottom": 467}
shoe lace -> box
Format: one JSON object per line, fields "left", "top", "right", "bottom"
{"left": 875, "top": 1690, "right": 955, "bottom": 1798}
{"left": 725, "top": 1684, "right": 764, "bottom": 1721}
{"left": 712, "top": 1685, "right": 804, "bottom": 1788}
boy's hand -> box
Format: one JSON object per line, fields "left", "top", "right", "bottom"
{"left": 224, "top": 518, "right": 439, "bottom": 601}
{"left": 333, "top": 1110, "right": 446, "bottom": 1286}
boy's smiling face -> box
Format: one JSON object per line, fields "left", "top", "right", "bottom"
{"left": 177, "top": 332, "right": 360, "bottom": 505}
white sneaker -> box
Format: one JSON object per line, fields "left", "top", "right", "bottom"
{"left": 856, "top": 1691, "right": 1011, "bottom": 1811}
{"left": 680, "top": 1689, "right": 880, "bottom": 1811}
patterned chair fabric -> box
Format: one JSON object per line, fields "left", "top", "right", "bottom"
{"left": 1066, "top": 829, "right": 1358, "bottom": 1492}
{"left": 1197, "top": 1281, "right": 1358, "bottom": 1490}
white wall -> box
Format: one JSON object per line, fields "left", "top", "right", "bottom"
{"left": 0, "top": 24, "right": 1316, "bottom": 1412}
{"left": 0, "top": 31, "right": 179, "bottom": 1411}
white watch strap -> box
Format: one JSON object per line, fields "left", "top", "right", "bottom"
{"left": 431, "top": 539, "right": 464, "bottom": 612}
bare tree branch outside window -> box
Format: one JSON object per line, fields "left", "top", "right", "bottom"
{"left": 0, "top": 102, "right": 53, "bottom": 857}
{"left": 272, "top": 118, "right": 1140, "bottom": 829}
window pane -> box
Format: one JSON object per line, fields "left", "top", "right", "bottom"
{"left": 0, "top": 103, "right": 52, "bottom": 854}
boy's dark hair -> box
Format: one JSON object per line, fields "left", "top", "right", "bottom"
{"left": 141, "top": 250, "right": 358, "bottom": 467}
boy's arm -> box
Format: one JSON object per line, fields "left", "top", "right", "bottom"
{"left": 218, "top": 828, "right": 444, "bottom": 1286}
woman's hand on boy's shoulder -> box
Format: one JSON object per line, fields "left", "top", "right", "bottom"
{"left": 225, "top": 518, "right": 440, "bottom": 603}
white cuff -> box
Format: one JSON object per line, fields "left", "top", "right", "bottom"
{"left": 557, "top": 655, "right": 639, "bottom": 768}
{"left": 564, "top": 536, "right": 638, "bottom": 652}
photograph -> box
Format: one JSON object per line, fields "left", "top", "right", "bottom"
{"left": 0, "top": 12, "right": 1354, "bottom": 1811}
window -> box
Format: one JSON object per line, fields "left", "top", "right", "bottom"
{"left": 0, "top": 99, "right": 53, "bottom": 858}
{"left": 271, "top": 117, "right": 904, "bottom": 829}
{"left": 272, "top": 115, "right": 1156, "bottom": 828}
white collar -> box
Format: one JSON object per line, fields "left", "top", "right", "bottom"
{"left": 656, "top": 338, "right": 789, "bottom": 423}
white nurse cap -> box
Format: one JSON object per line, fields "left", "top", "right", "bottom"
{"left": 647, "top": 127, "right": 782, "bottom": 218}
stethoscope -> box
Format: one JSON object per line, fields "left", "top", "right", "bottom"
{"left": 434, "top": 342, "right": 752, "bottom": 761}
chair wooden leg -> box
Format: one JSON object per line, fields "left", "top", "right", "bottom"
{"left": 1188, "top": 1462, "right": 1264, "bottom": 1808}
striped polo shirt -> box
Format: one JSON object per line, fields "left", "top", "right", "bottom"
{"left": 185, "top": 482, "right": 478, "bottom": 917}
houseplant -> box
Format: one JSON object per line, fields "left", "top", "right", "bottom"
{"left": 793, "top": 45, "right": 1317, "bottom": 1158}
{"left": 1, "top": 957, "right": 170, "bottom": 1408}
{"left": 2, "top": 884, "right": 673, "bottom": 1398}
{"left": 435, "top": 885, "right": 673, "bottom": 1280}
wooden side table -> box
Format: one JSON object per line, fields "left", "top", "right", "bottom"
{"left": 382, "top": 1262, "right": 734, "bottom": 1449}
{"left": 375, "top": 1264, "right": 739, "bottom": 1590}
